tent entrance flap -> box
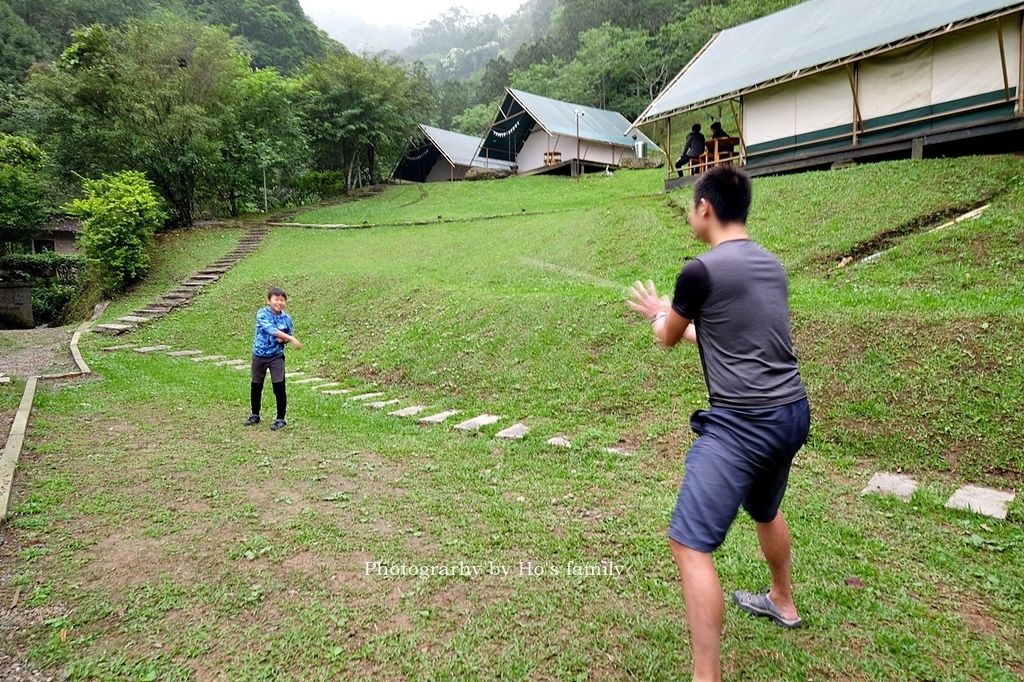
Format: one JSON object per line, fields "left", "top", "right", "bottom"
{"left": 479, "top": 93, "right": 534, "bottom": 163}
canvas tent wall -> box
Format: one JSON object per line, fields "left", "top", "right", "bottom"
{"left": 393, "top": 125, "right": 510, "bottom": 183}
{"left": 631, "top": 0, "right": 1024, "bottom": 182}
{"left": 478, "top": 89, "right": 657, "bottom": 175}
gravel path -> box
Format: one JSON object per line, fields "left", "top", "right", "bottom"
{"left": 0, "top": 327, "right": 77, "bottom": 378}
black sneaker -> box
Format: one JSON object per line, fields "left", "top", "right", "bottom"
{"left": 270, "top": 418, "right": 287, "bottom": 431}
{"left": 244, "top": 414, "right": 260, "bottom": 426}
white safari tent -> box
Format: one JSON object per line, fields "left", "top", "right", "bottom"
{"left": 631, "top": 0, "right": 1024, "bottom": 188}
{"left": 478, "top": 88, "right": 658, "bottom": 177}
{"left": 392, "top": 125, "right": 511, "bottom": 183}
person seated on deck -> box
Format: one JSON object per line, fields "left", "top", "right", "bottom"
{"left": 675, "top": 124, "right": 706, "bottom": 177}
{"left": 709, "top": 122, "right": 736, "bottom": 160}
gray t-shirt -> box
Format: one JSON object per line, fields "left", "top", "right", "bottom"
{"left": 671, "top": 239, "right": 806, "bottom": 409}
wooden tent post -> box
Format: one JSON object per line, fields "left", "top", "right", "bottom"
{"left": 997, "top": 18, "right": 1011, "bottom": 101}
{"left": 1019, "top": 12, "right": 1024, "bottom": 114}
{"left": 846, "top": 63, "right": 864, "bottom": 144}
{"left": 729, "top": 99, "right": 746, "bottom": 164}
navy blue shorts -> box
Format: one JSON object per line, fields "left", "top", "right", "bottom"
{"left": 668, "top": 397, "right": 810, "bottom": 553}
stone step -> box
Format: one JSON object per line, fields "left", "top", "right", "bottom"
{"left": 214, "top": 359, "right": 246, "bottom": 366}
{"left": 945, "top": 485, "right": 1015, "bottom": 520}
{"left": 284, "top": 372, "right": 304, "bottom": 378}
{"left": 101, "top": 344, "right": 137, "bottom": 352}
{"left": 190, "top": 274, "right": 219, "bottom": 281}
{"left": 161, "top": 293, "right": 191, "bottom": 301}
{"left": 134, "top": 345, "right": 172, "bottom": 353}
{"left": 454, "top": 414, "right": 500, "bottom": 432}
{"left": 292, "top": 377, "right": 326, "bottom": 385}
{"left": 419, "top": 410, "right": 460, "bottom": 425}
{"left": 0, "top": 376, "right": 10, "bottom": 385}
{"left": 546, "top": 436, "right": 572, "bottom": 448}
{"left": 367, "top": 399, "right": 401, "bottom": 409}
{"left": 322, "top": 389, "right": 353, "bottom": 395}
{"left": 233, "top": 364, "right": 250, "bottom": 371}
{"left": 496, "top": 423, "right": 529, "bottom": 440}
{"left": 179, "top": 281, "right": 206, "bottom": 288}
{"left": 861, "top": 473, "right": 917, "bottom": 501}
{"left": 389, "top": 405, "right": 426, "bottom": 417}
{"left": 94, "top": 323, "right": 134, "bottom": 335}
{"left": 349, "top": 392, "right": 385, "bottom": 401}
{"left": 118, "top": 315, "right": 150, "bottom": 324}
{"left": 135, "top": 310, "right": 170, "bottom": 318}
{"left": 167, "top": 350, "right": 204, "bottom": 357}
{"left": 192, "top": 354, "right": 227, "bottom": 363}
{"left": 311, "top": 382, "right": 342, "bottom": 390}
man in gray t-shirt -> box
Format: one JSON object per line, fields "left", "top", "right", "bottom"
{"left": 628, "top": 166, "right": 810, "bottom": 682}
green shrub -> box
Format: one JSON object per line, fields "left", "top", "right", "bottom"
{"left": 294, "top": 170, "right": 346, "bottom": 204}
{"left": 65, "top": 171, "right": 166, "bottom": 293}
{"left": 0, "top": 251, "right": 85, "bottom": 284}
{"left": 31, "top": 281, "right": 80, "bottom": 325}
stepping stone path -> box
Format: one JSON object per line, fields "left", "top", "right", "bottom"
{"left": 134, "top": 345, "right": 171, "bottom": 353}
{"left": 390, "top": 405, "right": 426, "bottom": 417}
{"left": 92, "top": 225, "right": 270, "bottom": 335}
{"left": 945, "top": 485, "right": 1015, "bottom": 520}
{"left": 312, "top": 382, "right": 342, "bottom": 390}
{"left": 322, "top": 389, "right": 353, "bottom": 395}
{"left": 192, "top": 355, "right": 226, "bottom": 363}
{"left": 102, "top": 344, "right": 137, "bottom": 352}
{"left": 167, "top": 350, "right": 204, "bottom": 357}
{"left": 861, "top": 472, "right": 918, "bottom": 501}
{"left": 547, "top": 436, "right": 571, "bottom": 448}
{"left": 0, "top": 375, "right": 9, "bottom": 385}
{"left": 292, "top": 377, "right": 326, "bottom": 385}
{"left": 285, "top": 372, "right": 305, "bottom": 378}
{"left": 454, "top": 414, "right": 500, "bottom": 432}
{"left": 233, "top": 365, "right": 251, "bottom": 371}
{"left": 419, "top": 410, "right": 460, "bottom": 425}
{"left": 605, "top": 447, "right": 633, "bottom": 456}
{"left": 496, "top": 423, "right": 529, "bottom": 440}
{"left": 367, "top": 399, "right": 401, "bottom": 409}
{"left": 350, "top": 392, "right": 385, "bottom": 401}
{"left": 214, "top": 359, "right": 246, "bottom": 366}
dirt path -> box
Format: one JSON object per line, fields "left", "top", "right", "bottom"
{"left": 0, "top": 327, "right": 77, "bottom": 378}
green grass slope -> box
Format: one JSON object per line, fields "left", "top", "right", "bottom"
{"left": 2, "top": 157, "right": 1021, "bottom": 680}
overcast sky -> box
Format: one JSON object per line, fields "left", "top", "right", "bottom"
{"left": 298, "top": 0, "right": 526, "bottom": 27}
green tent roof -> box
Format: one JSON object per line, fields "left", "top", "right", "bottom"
{"left": 633, "top": 0, "right": 1024, "bottom": 126}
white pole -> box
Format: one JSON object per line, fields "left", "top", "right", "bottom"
{"left": 262, "top": 165, "right": 268, "bottom": 213}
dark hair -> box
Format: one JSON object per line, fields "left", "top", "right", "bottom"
{"left": 693, "top": 166, "right": 752, "bottom": 224}
{"left": 267, "top": 287, "right": 287, "bottom": 300}
{"left": 691, "top": 123, "right": 702, "bottom": 132}
{"left": 711, "top": 121, "right": 722, "bottom": 130}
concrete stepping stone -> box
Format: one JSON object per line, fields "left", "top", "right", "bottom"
{"left": 454, "top": 414, "right": 500, "bottom": 432}
{"left": 419, "top": 410, "right": 460, "bottom": 425}
{"left": 311, "top": 382, "right": 342, "bottom": 390}
{"left": 945, "top": 485, "right": 1016, "bottom": 520}
{"left": 390, "top": 405, "right": 426, "bottom": 417}
{"left": 368, "top": 399, "right": 401, "bottom": 409}
{"left": 167, "top": 349, "right": 204, "bottom": 357}
{"left": 322, "top": 389, "right": 353, "bottom": 395}
{"left": 350, "top": 392, "right": 385, "bottom": 401}
{"left": 214, "top": 359, "right": 246, "bottom": 366}
{"left": 95, "top": 323, "right": 134, "bottom": 335}
{"left": 284, "top": 372, "right": 305, "bottom": 378}
{"left": 118, "top": 315, "right": 150, "bottom": 324}
{"left": 101, "top": 344, "right": 137, "bottom": 352}
{"left": 191, "top": 274, "right": 219, "bottom": 281}
{"left": 605, "top": 447, "right": 634, "bottom": 456}
{"left": 136, "top": 309, "right": 171, "bottom": 317}
{"left": 233, "top": 364, "right": 250, "bottom": 371}
{"left": 861, "top": 472, "right": 918, "bottom": 501}
{"left": 134, "top": 345, "right": 172, "bottom": 353}
{"left": 0, "top": 376, "right": 10, "bottom": 385}
{"left": 496, "top": 423, "right": 529, "bottom": 440}
{"left": 192, "top": 354, "right": 227, "bottom": 362}
{"left": 546, "top": 436, "right": 572, "bottom": 448}
{"left": 292, "top": 377, "right": 327, "bottom": 385}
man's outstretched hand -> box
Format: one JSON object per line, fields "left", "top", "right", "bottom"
{"left": 626, "top": 280, "right": 670, "bottom": 321}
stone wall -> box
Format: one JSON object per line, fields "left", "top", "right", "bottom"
{"left": 0, "top": 283, "right": 33, "bottom": 328}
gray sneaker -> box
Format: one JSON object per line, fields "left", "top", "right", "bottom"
{"left": 270, "top": 418, "right": 287, "bottom": 431}
{"left": 732, "top": 589, "right": 802, "bottom": 629}
{"left": 244, "top": 414, "right": 260, "bottom": 426}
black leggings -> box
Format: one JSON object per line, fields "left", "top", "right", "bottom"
{"left": 251, "top": 380, "right": 286, "bottom": 419}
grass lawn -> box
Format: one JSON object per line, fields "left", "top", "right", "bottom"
{"left": 1, "top": 157, "right": 1022, "bottom": 679}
